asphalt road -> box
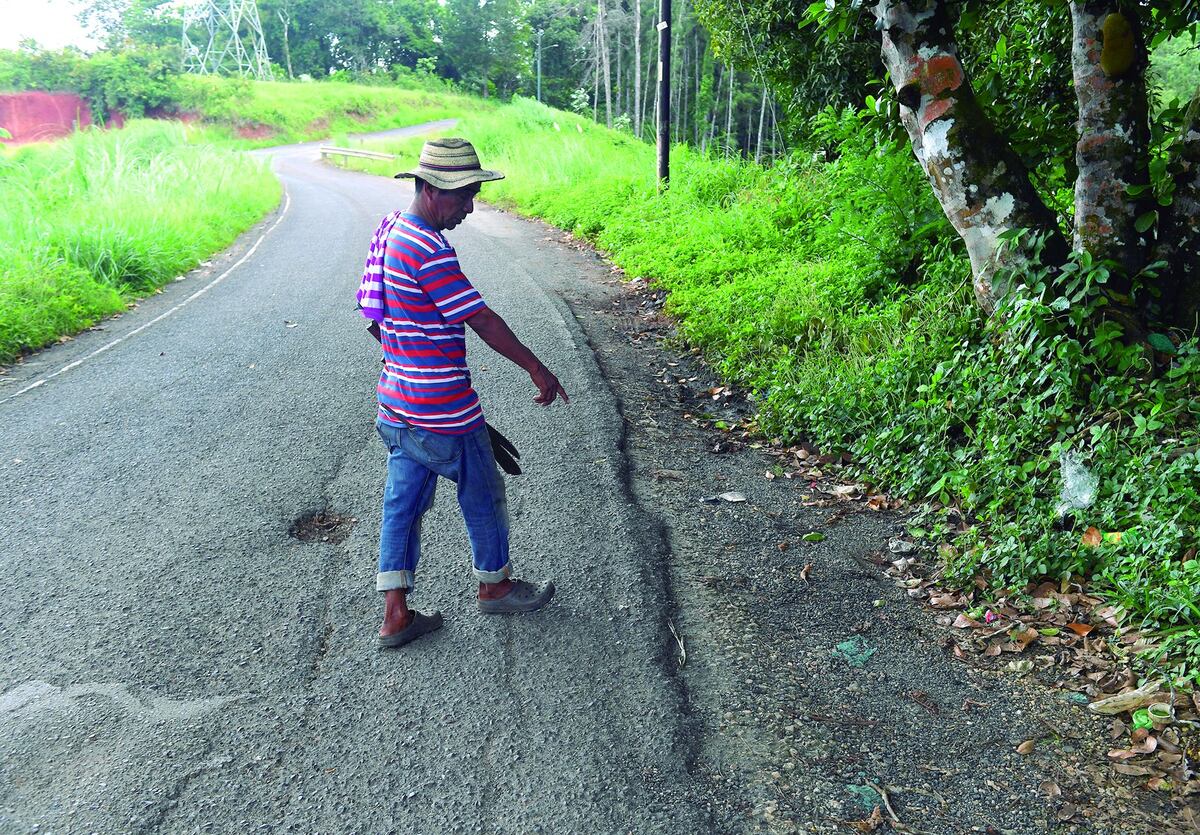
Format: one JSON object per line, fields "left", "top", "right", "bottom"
{"left": 0, "top": 125, "right": 710, "bottom": 833}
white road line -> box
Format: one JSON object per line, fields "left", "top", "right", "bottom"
{"left": 0, "top": 189, "right": 293, "bottom": 406}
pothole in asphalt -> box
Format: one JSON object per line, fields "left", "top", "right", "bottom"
{"left": 289, "top": 510, "right": 356, "bottom": 544}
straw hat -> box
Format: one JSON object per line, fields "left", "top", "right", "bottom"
{"left": 394, "top": 137, "right": 504, "bottom": 190}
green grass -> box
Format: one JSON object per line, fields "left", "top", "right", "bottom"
{"left": 175, "top": 77, "right": 484, "bottom": 147}
{"left": 0, "top": 119, "right": 280, "bottom": 361}
{"left": 338, "top": 96, "right": 1200, "bottom": 681}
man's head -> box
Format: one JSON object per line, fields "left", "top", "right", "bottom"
{"left": 395, "top": 137, "right": 503, "bottom": 231}
{"left": 412, "top": 178, "right": 481, "bottom": 231}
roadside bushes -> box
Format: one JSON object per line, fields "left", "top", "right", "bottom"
{"left": 0, "top": 44, "right": 180, "bottom": 122}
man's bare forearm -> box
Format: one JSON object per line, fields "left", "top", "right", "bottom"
{"left": 466, "top": 308, "right": 541, "bottom": 372}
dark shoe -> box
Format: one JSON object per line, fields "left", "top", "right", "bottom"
{"left": 478, "top": 579, "right": 555, "bottom": 614}
{"left": 377, "top": 610, "right": 444, "bottom": 648}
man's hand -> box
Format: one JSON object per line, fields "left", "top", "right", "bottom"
{"left": 466, "top": 308, "right": 571, "bottom": 407}
{"left": 531, "top": 363, "right": 569, "bottom": 406}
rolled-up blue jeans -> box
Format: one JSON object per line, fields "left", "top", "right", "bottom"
{"left": 375, "top": 418, "right": 511, "bottom": 592}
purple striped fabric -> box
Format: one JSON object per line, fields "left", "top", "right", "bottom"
{"left": 356, "top": 210, "right": 403, "bottom": 323}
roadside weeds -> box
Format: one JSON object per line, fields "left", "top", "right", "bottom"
{"left": 543, "top": 223, "right": 1200, "bottom": 834}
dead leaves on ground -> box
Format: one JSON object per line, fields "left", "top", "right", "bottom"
{"left": 884, "top": 556, "right": 1200, "bottom": 802}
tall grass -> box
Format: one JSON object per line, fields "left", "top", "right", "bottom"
{"left": 0, "top": 120, "right": 280, "bottom": 361}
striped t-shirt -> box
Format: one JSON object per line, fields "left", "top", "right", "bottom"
{"left": 376, "top": 213, "right": 488, "bottom": 434}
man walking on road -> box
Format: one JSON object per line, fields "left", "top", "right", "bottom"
{"left": 357, "top": 137, "right": 570, "bottom": 648}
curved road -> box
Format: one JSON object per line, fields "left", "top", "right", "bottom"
{"left": 0, "top": 126, "right": 710, "bottom": 833}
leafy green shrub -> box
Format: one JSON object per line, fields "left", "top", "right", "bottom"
{"left": 0, "top": 44, "right": 181, "bottom": 122}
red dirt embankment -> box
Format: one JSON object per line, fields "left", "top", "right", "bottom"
{"left": 0, "top": 92, "right": 124, "bottom": 144}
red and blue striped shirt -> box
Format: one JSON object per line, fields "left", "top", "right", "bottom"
{"left": 376, "top": 214, "right": 488, "bottom": 434}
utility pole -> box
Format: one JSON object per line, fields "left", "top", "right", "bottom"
{"left": 536, "top": 29, "right": 544, "bottom": 102}
{"left": 656, "top": 0, "right": 671, "bottom": 187}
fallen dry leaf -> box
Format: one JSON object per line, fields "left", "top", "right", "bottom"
{"left": 847, "top": 806, "right": 885, "bottom": 833}
{"left": 1130, "top": 734, "right": 1159, "bottom": 755}
{"left": 1039, "top": 780, "right": 1062, "bottom": 798}
{"left": 1088, "top": 680, "right": 1165, "bottom": 715}
{"left": 799, "top": 563, "right": 813, "bottom": 583}
{"left": 1113, "top": 763, "right": 1155, "bottom": 777}
{"left": 1081, "top": 526, "right": 1103, "bottom": 548}
{"left": 1066, "top": 622, "right": 1095, "bottom": 637}
{"left": 1108, "top": 748, "right": 1140, "bottom": 760}
{"left": 1010, "top": 626, "right": 1039, "bottom": 649}
{"left": 953, "top": 613, "right": 982, "bottom": 629}
{"left": 1056, "top": 803, "right": 1079, "bottom": 822}
{"left": 1017, "top": 739, "right": 1037, "bottom": 755}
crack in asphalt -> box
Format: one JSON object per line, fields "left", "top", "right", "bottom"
{"left": 554, "top": 292, "right": 708, "bottom": 787}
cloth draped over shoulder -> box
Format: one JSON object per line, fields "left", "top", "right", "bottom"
{"left": 356, "top": 210, "right": 404, "bottom": 323}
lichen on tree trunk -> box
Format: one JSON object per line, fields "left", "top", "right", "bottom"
{"left": 1069, "top": 2, "right": 1152, "bottom": 294}
{"left": 873, "top": 0, "right": 1065, "bottom": 313}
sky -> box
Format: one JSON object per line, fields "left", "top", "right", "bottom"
{"left": 0, "top": 0, "right": 97, "bottom": 51}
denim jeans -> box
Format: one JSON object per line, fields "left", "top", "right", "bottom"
{"left": 375, "top": 418, "right": 511, "bottom": 592}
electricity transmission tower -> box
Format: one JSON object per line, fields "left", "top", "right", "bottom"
{"left": 182, "top": 0, "right": 272, "bottom": 80}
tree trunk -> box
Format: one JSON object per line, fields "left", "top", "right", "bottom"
{"left": 616, "top": 24, "right": 623, "bottom": 122}
{"left": 593, "top": 18, "right": 600, "bottom": 122}
{"left": 642, "top": 25, "right": 655, "bottom": 138}
{"left": 599, "top": 0, "right": 613, "bottom": 128}
{"left": 770, "top": 98, "right": 778, "bottom": 158}
{"left": 699, "top": 61, "right": 722, "bottom": 152}
{"left": 873, "top": 0, "right": 1066, "bottom": 312}
{"left": 725, "top": 67, "right": 734, "bottom": 155}
{"left": 693, "top": 34, "right": 702, "bottom": 144}
{"left": 755, "top": 85, "right": 767, "bottom": 163}
{"left": 1069, "top": 2, "right": 1152, "bottom": 295}
{"left": 278, "top": 8, "right": 293, "bottom": 79}
{"left": 634, "top": 0, "right": 642, "bottom": 137}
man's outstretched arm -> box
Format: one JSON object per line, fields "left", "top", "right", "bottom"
{"left": 465, "top": 308, "right": 569, "bottom": 406}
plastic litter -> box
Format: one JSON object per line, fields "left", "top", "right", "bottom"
{"left": 845, "top": 784, "right": 882, "bottom": 812}
{"left": 831, "top": 636, "right": 877, "bottom": 668}
{"left": 1131, "top": 708, "right": 1155, "bottom": 731}
{"left": 1147, "top": 702, "right": 1174, "bottom": 726}
{"left": 1055, "top": 451, "right": 1098, "bottom": 515}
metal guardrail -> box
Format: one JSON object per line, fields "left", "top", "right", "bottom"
{"left": 319, "top": 146, "right": 395, "bottom": 161}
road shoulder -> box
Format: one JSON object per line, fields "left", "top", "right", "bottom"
{"left": 525, "top": 218, "right": 1187, "bottom": 834}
